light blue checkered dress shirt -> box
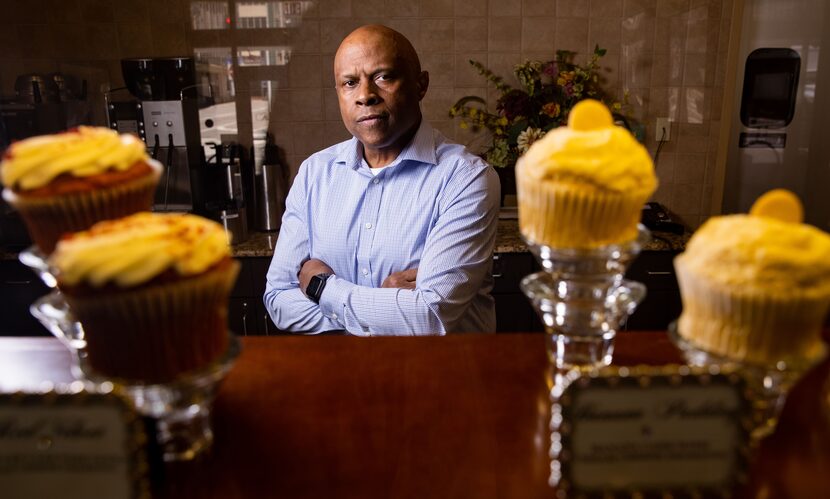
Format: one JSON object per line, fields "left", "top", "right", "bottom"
{"left": 264, "top": 120, "right": 500, "bottom": 335}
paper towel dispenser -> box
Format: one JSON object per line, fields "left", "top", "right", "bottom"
{"left": 740, "top": 48, "right": 800, "bottom": 128}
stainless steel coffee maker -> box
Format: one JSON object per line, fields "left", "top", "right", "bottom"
{"left": 0, "top": 72, "right": 92, "bottom": 249}
{"left": 107, "top": 57, "right": 204, "bottom": 213}
{"left": 0, "top": 73, "right": 91, "bottom": 151}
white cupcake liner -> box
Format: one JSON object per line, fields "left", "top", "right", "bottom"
{"left": 3, "top": 160, "right": 162, "bottom": 254}
{"left": 675, "top": 260, "right": 829, "bottom": 366}
{"left": 517, "top": 175, "right": 647, "bottom": 249}
{"left": 62, "top": 259, "right": 240, "bottom": 384}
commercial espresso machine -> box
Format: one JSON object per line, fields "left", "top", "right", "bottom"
{"left": 107, "top": 57, "right": 202, "bottom": 213}
{"left": 106, "top": 57, "right": 250, "bottom": 241}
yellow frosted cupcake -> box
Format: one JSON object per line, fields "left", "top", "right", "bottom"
{"left": 674, "top": 190, "right": 830, "bottom": 366}
{"left": 50, "top": 212, "right": 239, "bottom": 384}
{"left": 516, "top": 99, "right": 657, "bottom": 249}
{"left": 1, "top": 126, "right": 161, "bottom": 254}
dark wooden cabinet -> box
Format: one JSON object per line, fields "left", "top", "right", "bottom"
{"left": 623, "top": 250, "right": 682, "bottom": 331}
{"left": 492, "top": 252, "right": 544, "bottom": 333}
{"left": 0, "top": 259, "right": 51, "bottom": 336}
{"left": 228, "top": 297, "right": 259, "bottom": 336}
{"left": 249, "top": 257, "right": 282, "bottom": 335}
{"left": 490, "top": 250, "right": 683, "bottom": 333}
{"left": 230, "top": 257, "right": 283, "bottom": 335}
{"left": 0, "top": 255, "right": 282, "bottom": 337}
{"left": 235, "top": 253, "right": 549, "bottom": 334}
{"left": 232, "top": 250, "right": 683, "bottom": 334}
{"left": 1, "top": 250, "right": 679, "bottom": 337}
{"left": 229, "top": 258, "right": 259, "bottom": 336}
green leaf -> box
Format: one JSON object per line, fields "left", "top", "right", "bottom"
{"left": 542, "top": 121, "right": 560, "bottom": 132}
{"left": 507, "top": 120, "right": 528, "bottom": 143}
{"left": 469, "top": 59, "right": 512, "bottom": 93}
{"left": 452, "top": 95, "right": 488, "bottom": 108}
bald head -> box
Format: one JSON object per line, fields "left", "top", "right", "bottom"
{"left": 332, "top": 24, "right": 430, "bottom": 167}
{"left": 336, "top": 25, "right": 422, "bottom": 77}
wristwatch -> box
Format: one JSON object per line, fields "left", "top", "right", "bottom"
{"left": 305, "top": 273, "right": 332, "bottom": 303}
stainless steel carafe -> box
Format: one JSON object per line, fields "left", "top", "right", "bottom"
{"left": 256, "top": 162, "right": 286, "bottom": 231}
{"left": 220, "top": 207, "right": 248, "bottom": 245}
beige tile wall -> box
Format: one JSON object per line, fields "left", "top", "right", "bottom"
{"left": 0, "top": 0, "right": 735, "bottom": 228}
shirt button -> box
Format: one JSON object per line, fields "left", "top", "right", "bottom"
{"left": 362, "top": 268, "right": 369, "bottom": 275}
{"left": 365, "top": 222, "right": 372, "bottom": 229}
{"left": 331, "top": 313, "right": 338, "bottom": 320}
{"left": 373, "top": 178, "right": 379, "bottom": 184}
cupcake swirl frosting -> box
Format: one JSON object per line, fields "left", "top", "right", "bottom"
{"left": 1, "top": 126, "right": 149, "bottom": 190}
{"left": 51, "top": 212, "right": 231, "bottom": 288}
{"left": 517, "top": 102, "right": 657, "bottom": 195}
{"left": 678, "top": 214, "right": 830, "bottom": 295}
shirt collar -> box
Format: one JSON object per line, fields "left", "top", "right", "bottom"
{"left": 336, "top": 119, "right": 437, "bottom": 170}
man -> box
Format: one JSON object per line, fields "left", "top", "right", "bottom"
{"left": 263, "top": 25, "right": 500, "bottom": 335}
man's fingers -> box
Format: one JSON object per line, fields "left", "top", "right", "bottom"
{"left": 401, "top": 268, "right": 418, "bottom": 281}
{"left": 381, "top": 268, "right": 418, "bottom": 289}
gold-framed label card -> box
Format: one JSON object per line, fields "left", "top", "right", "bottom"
{"left": 0, "top": 383, "right": 150, "bottom": 499}
{"left": 551, "top": 365, "right": 753, "bottom": 499}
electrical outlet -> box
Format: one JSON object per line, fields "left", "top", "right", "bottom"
{"left": 655, "top": 118, "right": 671, "bottom": 141}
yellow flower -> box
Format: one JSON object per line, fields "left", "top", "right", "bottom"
{"left": 541, "top": 102, "right": 561, "bottom": 118}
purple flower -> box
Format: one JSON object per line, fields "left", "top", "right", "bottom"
{"left": 497, "top": 90, "right": 533, "bottom": 121}
{"left": 543, "top": 62, "right": 557, "bottom": 77}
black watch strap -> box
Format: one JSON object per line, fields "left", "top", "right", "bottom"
{"left": 306, "top": 273, "right": 332, "bottom": 303}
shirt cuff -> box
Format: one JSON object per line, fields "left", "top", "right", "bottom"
{"left": 318, "top": 275, "right": 349, "bottom": 327}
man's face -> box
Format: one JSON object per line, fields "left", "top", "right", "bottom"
{"left": 334, "top": 32, "right": 428, "bottom": 157}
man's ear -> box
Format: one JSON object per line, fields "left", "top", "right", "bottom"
{"left": 417, "top": 71, "right": 429, "bottom": 101}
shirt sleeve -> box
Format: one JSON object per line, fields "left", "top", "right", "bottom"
{"left": 317, "top": 161, "right": 500, "bottom": 336}
{"left": 263, "top": 161, "right": 343, "bottom": 333}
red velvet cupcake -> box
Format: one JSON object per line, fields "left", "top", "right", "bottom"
{"left": 50, "top": 212, "right": 239, "bottom": 384}
{"left": 1, "top": 126, "right": 161, "bottom": 254}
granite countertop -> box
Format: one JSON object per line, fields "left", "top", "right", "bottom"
{"left": 231, "top": 219, "right": 689, "bottom": 258}
{"left": 233, "top": 230, "right": 280, "bottom": 258}
{"left": 2, "top": 219, "right": 688, "bottom": 261}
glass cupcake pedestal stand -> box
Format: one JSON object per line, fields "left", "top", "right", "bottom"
{"left": 520, "top": 227, "right": 649, "bottom": 488}
{"left": 668, "top": 322, "right": 826, "bottom": 441}
{"left": 520, "top": 227, "right": 650, "bottom": 372}
{"left": 21, "top": 246, "right": 240, "bottom": 462}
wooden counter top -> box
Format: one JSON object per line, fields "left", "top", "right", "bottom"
{"left": 1, "top": 332, "right": 827, "bottom": 498}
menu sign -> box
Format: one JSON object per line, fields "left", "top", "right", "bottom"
{"left": 0, "top": 390, "right": 149, "bottom": 499}
{"left": 552, "top": 366, "right": 751, "bottom": 498}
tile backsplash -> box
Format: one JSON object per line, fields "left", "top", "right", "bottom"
{"left": 0, "top": 0, "right": 735, "bottom": 229}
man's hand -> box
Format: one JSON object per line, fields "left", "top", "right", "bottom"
{"left": 299, "top": 258, "right": 334, "bottom": 294}
{"left": 382, "top": 268, "right": 417, "bottom": 289}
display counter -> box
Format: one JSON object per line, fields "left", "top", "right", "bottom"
{"left": 1, "top": 332, "right": 827, "bottom": 499}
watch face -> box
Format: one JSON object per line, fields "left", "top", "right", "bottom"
{"left": 307, "top": 276, "right": 321, "bottom": 297}
{"left": 307, "top": 274, "right": 327, "bottom": 302}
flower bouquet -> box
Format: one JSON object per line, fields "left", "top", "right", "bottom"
{"left": 449, "top": 45, "right": 624, "bottom": 169}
